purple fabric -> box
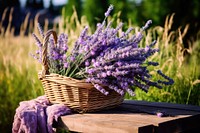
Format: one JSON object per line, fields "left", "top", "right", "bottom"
{"left": 12, "top": 96, "right": 71, "bottom": 133}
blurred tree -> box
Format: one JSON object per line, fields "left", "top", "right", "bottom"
{"left": 0, "top": 0, "right": 20, "bottom": 14}
{"left": 26, "top": 0, "right": 44, "bottom": 9}
{"left": 140, "top": 0, "right": 168, "bottom": 26}
{"left": 49, "top": 0, "right": 54, "bottom": 12}
{"left": 83, "top": 0, "right": 109, "bottom": 27}
{"left": 128, "top": 0, "right": 200, "bottom": 43}
{"left": 0, "top": 0, "right": 19, "bottom": 8}
{"left": 108, "top": 0, "right": 132, "bottom": 23}
{"left": 0, "top": 0, "right": 20, "bottom": 35}
{"left": 63, "top": 0, "right": 82, "bottom": 19}
{"left": 166, "top": 0, "right": 200, "bottom": 42}
{"left": 138, "top": 0, "right": 199, "bottom": 26}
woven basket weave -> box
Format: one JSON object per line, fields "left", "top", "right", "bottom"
{"left": 38, "top": 30, "right": 124, "bottom": 112}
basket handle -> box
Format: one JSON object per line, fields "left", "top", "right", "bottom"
{"left": 41, "top": 30, "right": 57, "bottom": 77}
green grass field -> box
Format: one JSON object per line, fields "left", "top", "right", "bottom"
{"left": 0, "top": 11, "right": 199, "bottom": 132}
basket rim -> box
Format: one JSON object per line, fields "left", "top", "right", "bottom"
{"left": 38, "top": 71, "right": 94, "bottom": 89}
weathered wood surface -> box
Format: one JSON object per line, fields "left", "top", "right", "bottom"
{"left": 58, "top": 100, "right": 200, "bottom": 133}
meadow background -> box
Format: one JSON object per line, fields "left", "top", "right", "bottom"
{"left": 0, "top": 0, "right": 200, "bottom": 132}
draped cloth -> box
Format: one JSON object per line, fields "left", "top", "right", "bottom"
{"left": 12, "top": 96, "right": 71, "bottom": 133}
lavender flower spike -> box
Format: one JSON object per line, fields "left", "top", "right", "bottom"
{"left": 142, "top": 20, "right": 152, "bottom": 31}
{"left": 37, "top": 23, "right": 45, "bottom": 38}
{"left": 94, "top": 84, "right": 109, "bottom": 95}
{"left": 105, "top": 4, "right": 114, "bottom": 17}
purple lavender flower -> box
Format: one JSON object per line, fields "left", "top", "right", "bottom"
{"left": 148, "top": 61, "right": 159, "bottom": 66}
{"left": 108, "top": 84, "right": 124, "bottom": 95}
{"left": 64, "top": 62, "right": 69, "bottom": 68}
{"left": 37, "top": 23, "right": 45, "bottom": 38}
{"left": 94, "top": 84, "right": 109, "bottom": 95}
{"left": 157, "top": 70, "right": 174, "bottom": 85}
{"left": 104, "top": 5, "right": 114, "bottom": 17}
{"left": 106, "top": 71, "right": 111, "bottom": 76}
{"left": 32, "top": 33, "right": 42, "bottom": 47}
{"left": 125, "top": 87, "right": 136, "bottom": 96}
{"left": 156, "top": 112, "right": 164, "bottom": 117}
{"left": 142, "top": 20, "right": 152, "bottom": 31}
{"left": 85, "top": 60, "right": 90, "bottom": 67}
{"left": 31, "top": 5, "right": 173, "bottom": 96}
{"left": 70, "top": 56, "right": 75, "bottom": 61}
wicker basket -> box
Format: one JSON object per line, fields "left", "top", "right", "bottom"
{"left": 38, "top": 30, "right": 124, "bottom": 112}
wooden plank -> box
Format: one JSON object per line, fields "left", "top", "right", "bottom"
{"left": 120, "top": 100, "right": 200, "bottom": 116}
{"left": 80, "top": 113, "right": 188, "bottom": 127}
{"left": 124, "top": 100, "right": 200, "bottom": 112}
{"left": 60, "top": 114, "right": 155, "bottom": 133}
{"left": 158, "top": 114, "right": 200, "bottom": 133}
{"left": 58, "top": 101, "right": 200, "bottom": 133}
{"left": 60, "top": 113, "right": 191, "bottom": 133}
{"left": 118, "top": 104, "right": 199, "bottom": 116}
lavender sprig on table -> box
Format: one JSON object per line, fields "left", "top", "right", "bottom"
{"left": 31, "top": 5, "right": 174, "bottom": 96}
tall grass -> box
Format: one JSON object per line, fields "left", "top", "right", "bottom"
{"left": 0, "top": 34, "right": 43, "bottom": 131}
{"left": 0, "top": 8, "right": 199, "bottom": 132}
{"left": 0, "top": 9, "right": 89, "bottom": 132}
{"left": 0, "top": 8, "right": 41, "bottom": 132}
{"left": 126, "top": 14, "right": 200, "bottom": 105}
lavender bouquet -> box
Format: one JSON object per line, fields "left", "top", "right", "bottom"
{"left": 32, "top": 5, "right": 173, "bottom": 97}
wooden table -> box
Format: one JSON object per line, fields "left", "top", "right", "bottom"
{"left": 58, "top": 100, "right": 200, "bottom": 133}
